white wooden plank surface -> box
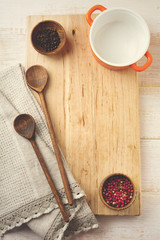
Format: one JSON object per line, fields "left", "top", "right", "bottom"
{"left": 0, "top": 0, "right": 160, "bottom": 239}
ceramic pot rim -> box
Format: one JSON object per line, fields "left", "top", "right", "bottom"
{"left": 90, "top": 7, "right": 150, "bottom": 67}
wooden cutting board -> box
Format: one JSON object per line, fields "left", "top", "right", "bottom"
{"left": 26, "top": 14, "right": 141, "bottom": 216}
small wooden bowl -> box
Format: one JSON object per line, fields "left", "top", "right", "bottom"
{"left": 31, "top": 20, "right": 66, "bottom": 55}
{"left": 99, "top": 173, "right": 136, "bottom": 211}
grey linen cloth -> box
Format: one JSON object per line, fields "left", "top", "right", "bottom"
{"left": 0, "top": 64, "right": 98, "bottom": 239}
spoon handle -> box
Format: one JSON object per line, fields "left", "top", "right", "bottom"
{"left": 39, "top": 92, "right": 73, "bottom": 205}
{"left": 30, "top": 138, "right": 69, "bottom": 222}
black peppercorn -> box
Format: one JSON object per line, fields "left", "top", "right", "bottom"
{"left": 36, "top": 29, "right": 61, "bottom": 52}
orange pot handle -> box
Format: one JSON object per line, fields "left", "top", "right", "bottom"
{"left": 131, "top": 51, "right": 152, "bottom": 72}
{"left": 86, "top": 5, "right": 107, "bottom": 26}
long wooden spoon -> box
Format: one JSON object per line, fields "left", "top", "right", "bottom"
{"left": 25, "top": 65, "right": 73, "bottom": 205}
{"left": 14, "top": 113, "right": 69, "bottom": 222}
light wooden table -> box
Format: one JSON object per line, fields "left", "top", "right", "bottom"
{"left": 0, "top": 0, "right": 160, "bottom": 239}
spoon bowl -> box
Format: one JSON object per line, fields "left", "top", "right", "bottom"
{"left": 25, "top": 65, "right": 48, "bottom": 92}
{"left": 14, "top": 113, "right": 69, "bottom": 221}
{"left": 25, "top": 65, "right": 73, "bottom": 205}
{"left": 14, "top": 114, "right": 35, "bottom": 139}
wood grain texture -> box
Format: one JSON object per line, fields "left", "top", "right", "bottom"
{"left": 30, "top": 138, "right": 69, "bottom": 222}
{"left": 26, "top": 15, "right": 141, "bottom": 216}
{"left": 1, "top": 0, "right": 160, "bottom": 239}
{"left": 39, "top": 91, "right": 73, "bottom": 205}
{"left": 25, "top": 65, "right": 73, "bottom": 205}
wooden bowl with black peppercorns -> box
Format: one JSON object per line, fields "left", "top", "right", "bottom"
{"left": 31, "top": 20, "right": 66, "bottom": 55}
{"left": 99, "top": 173, "right": 136, "bottom": 210}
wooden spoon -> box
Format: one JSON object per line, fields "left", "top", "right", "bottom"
{"left": 25, "top": 65, "right": 73, "bottom": 205}
{"left": 14, "top": 113, "right": 69, "bottom": 222}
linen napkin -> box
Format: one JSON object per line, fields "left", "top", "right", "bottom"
{"left": 0, "top": 64, "right": 98, "bottom": 239}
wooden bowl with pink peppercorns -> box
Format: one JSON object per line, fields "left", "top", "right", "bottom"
{"left": 99, "top": 173, "right": 136, "bottom": 210}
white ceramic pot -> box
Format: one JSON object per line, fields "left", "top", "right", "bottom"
{"left": 86, "top": 5, "right": 152, "bottom": 71}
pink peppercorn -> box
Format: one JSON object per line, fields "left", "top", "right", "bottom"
{"left": 102, "top": 174, "right": 134, "bottom": 209}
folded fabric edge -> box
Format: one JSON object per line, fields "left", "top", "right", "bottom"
{"left": 63, "top": 201, "right": 98, "bottom": 240}
{"left": 64, "top": 221, "right": 98, "bottom": 240}
{"left": 0, "top": 193, "right": 56, "bottom": 237}
{"left": 0, "top": 182, "right": 85, "bottom": 237}
{"left": 43, "top": 199, "right": 83, "bottom": 240}
{"left": 44, "top": 198, "right": 98, "bottom": 240}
